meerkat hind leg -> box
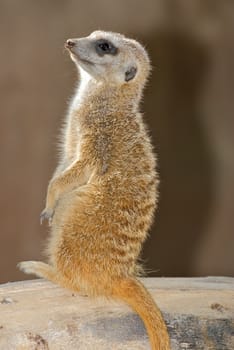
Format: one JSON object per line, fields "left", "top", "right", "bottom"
{"left": 18, "top": 261, "right": 58, "bottom": 283}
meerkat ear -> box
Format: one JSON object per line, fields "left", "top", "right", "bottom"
{"left": 125, "top": 66, "right": 137, "bottom": 82}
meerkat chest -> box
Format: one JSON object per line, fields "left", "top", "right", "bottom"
{"left": 66, "top": 68, "right": 91, "bottom": 161}
{"left": 71, "top": 67, "right": 91, "bottom": 111}
{"left": 75, "top": 123, "right": 82, "bottom": 160}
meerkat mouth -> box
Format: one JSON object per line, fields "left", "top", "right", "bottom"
{"left": 65, "top": 42, "right": 94, "bottom": 65}
{"left": 72, "top": 53, "right": 94, "bottom": 66}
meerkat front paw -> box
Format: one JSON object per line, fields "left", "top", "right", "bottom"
{"left": 40, "top": 208, "right": 54, "bottom": 226}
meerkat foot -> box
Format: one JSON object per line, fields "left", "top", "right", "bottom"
{"left": 18, "top": 261, "right": 81, "bottom": 292}
{"left": 17, "top": 261, "right": 57, "bottom": 282}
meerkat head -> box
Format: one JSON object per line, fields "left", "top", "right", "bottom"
{"left": 65, "top": 31, "right": 150, "bottom": 87}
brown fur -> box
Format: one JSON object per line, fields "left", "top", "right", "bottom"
{"left": 18, "top": 31, "right": 171, "bottom": 349}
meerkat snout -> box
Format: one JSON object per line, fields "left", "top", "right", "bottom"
{"left": 65, "top": 39, "right": 76, "bottom": 49}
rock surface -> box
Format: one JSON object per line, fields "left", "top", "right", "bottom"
{"left": 0, "top": 277, "right": 233, "bottom": 349}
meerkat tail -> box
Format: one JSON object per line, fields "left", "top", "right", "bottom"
{"left": 112, "top": 277, "right": 171, "bottom": 350}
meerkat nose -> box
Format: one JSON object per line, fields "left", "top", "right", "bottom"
{"left": 65, "top": 39, "right": 76, "bottom": 49}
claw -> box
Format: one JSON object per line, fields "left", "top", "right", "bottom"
{"left": 40, "top": 208, "right": 54, "bottom": 225}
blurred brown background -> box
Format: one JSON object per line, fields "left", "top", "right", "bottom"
{"left": 1, "top": 0, "right": 234, "bottom": 283}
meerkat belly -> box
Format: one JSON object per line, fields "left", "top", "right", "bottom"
{"left": 52, "top": 171, "right": 157, "bottom": 286}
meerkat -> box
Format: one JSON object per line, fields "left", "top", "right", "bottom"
{"left": 18, "top": 31, "right": 171, "bottom": 350}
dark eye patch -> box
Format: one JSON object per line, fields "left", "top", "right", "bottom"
{"left": 95, "top": 39, "right": 118, "bottom": 56}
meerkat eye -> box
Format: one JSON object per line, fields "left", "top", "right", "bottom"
{"left": 99, "top": 42, "right": 110, "bottom": 51}
{"left": 95, "top": 39, "right": 118, "bottom": 56}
